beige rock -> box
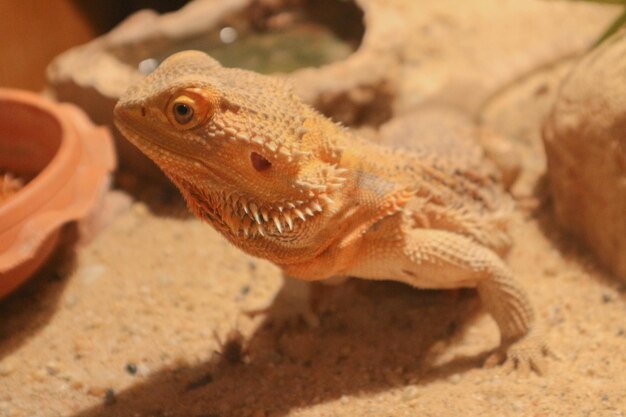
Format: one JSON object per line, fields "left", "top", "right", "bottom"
{"left": 46, "top": 0, "right": 251, "bottom": 180}
{"left": 479, "top": 60, "right": 574, "bottom": 201}
{"left": 543, "top": 31, "right": 626, "bottom": 280}
{"left": 46, "top": 0, "right": 617, "bottom": 180}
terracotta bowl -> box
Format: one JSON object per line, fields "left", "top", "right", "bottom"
{"left": 0, "top": 89, "right": 116, "bottom": 299}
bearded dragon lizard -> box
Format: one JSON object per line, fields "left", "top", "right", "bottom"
{"left": 114, "top": 51, "right": 550, "bottom": 373}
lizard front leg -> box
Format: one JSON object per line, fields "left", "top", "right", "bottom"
{"left": 246, "top": 275, "right": 349, "bottom": 329}
{"left": 349, "top": 224, "right": 550, "bottom": 374}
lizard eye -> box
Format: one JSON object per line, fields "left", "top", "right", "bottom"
{"left": 166, "top": 89, "right": 214, "bottom": 129}
{"left": 173, "top": 103, "right": 193, "bottom": 124}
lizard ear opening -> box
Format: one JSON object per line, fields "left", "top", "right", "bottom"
{"left": 166, "top": 88, "right": 215, "bottom": 130}
{"left": 251, "top": 152, "right": 272, "bottom": 171}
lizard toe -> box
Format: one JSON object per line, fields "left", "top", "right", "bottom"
{"left": 484, "top": 337, "right": 551, "bottom": 376}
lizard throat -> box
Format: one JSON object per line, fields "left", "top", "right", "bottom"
{"left": 174, "top": 177, "right": 337, "bottom": 240}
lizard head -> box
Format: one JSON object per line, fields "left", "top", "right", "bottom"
{"left": 114, "top": 51, "right": 350, "bottom": 259}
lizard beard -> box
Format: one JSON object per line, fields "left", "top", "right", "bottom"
{"left": 172, "top": 176, "right": 330, "bottom": 241}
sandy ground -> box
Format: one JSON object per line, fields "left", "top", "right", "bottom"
{"left": 2, "top": 1, "right": 626, "bottom": 416}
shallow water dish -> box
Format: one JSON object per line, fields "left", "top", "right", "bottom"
{"left": 0, "top": 89, "right": 116, "bottom": 299}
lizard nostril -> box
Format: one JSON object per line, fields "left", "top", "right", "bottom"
{"left": 140, "top": 106, "right": 146, "bottom": 117}
{"left": 251, "top": 152, "right": 271, "bottom": 172}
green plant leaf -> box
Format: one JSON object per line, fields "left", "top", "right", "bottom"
{"left": 593, "top": 7, "right": 626, "bottom": 47}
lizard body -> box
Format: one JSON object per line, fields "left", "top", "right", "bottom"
{"left": 114, "top": 51, "right": 549, "bottom": 373}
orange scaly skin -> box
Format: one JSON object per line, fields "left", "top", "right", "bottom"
{"left": 114, "top": 51, "right": 550, "bottom": 373}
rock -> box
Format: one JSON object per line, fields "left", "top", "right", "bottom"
{"left": 46, "top": 0, "right": 616, "bottom": 180}
{"left": 479, "top": 60, "right": 575, "bottom": 201}
{"left": 46, "top": 0, "right": 251, "bottom": 180}
{"left": 478, "top": 128, "right": 521, "bottom": 191}
{"left": 543, "top": 31, "right": 626, "bottom": 281}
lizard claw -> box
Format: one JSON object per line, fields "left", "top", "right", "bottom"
{"left": 484, "top": 336, "right": 554, "bottom": 376}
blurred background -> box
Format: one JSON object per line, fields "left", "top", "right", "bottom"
{"left": 0, "top": 0, "right": 189, "bottom": 90}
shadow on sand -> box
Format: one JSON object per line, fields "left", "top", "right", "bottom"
{"left": 0, "top": 225, "right": 78, "bottom": 361}
{"left": 68, "top": 281, "right": 484, "bottom": 417}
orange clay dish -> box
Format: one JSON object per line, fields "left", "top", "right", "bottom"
{"left": 0, "top": 89, "right": 116, "bottom": 299}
